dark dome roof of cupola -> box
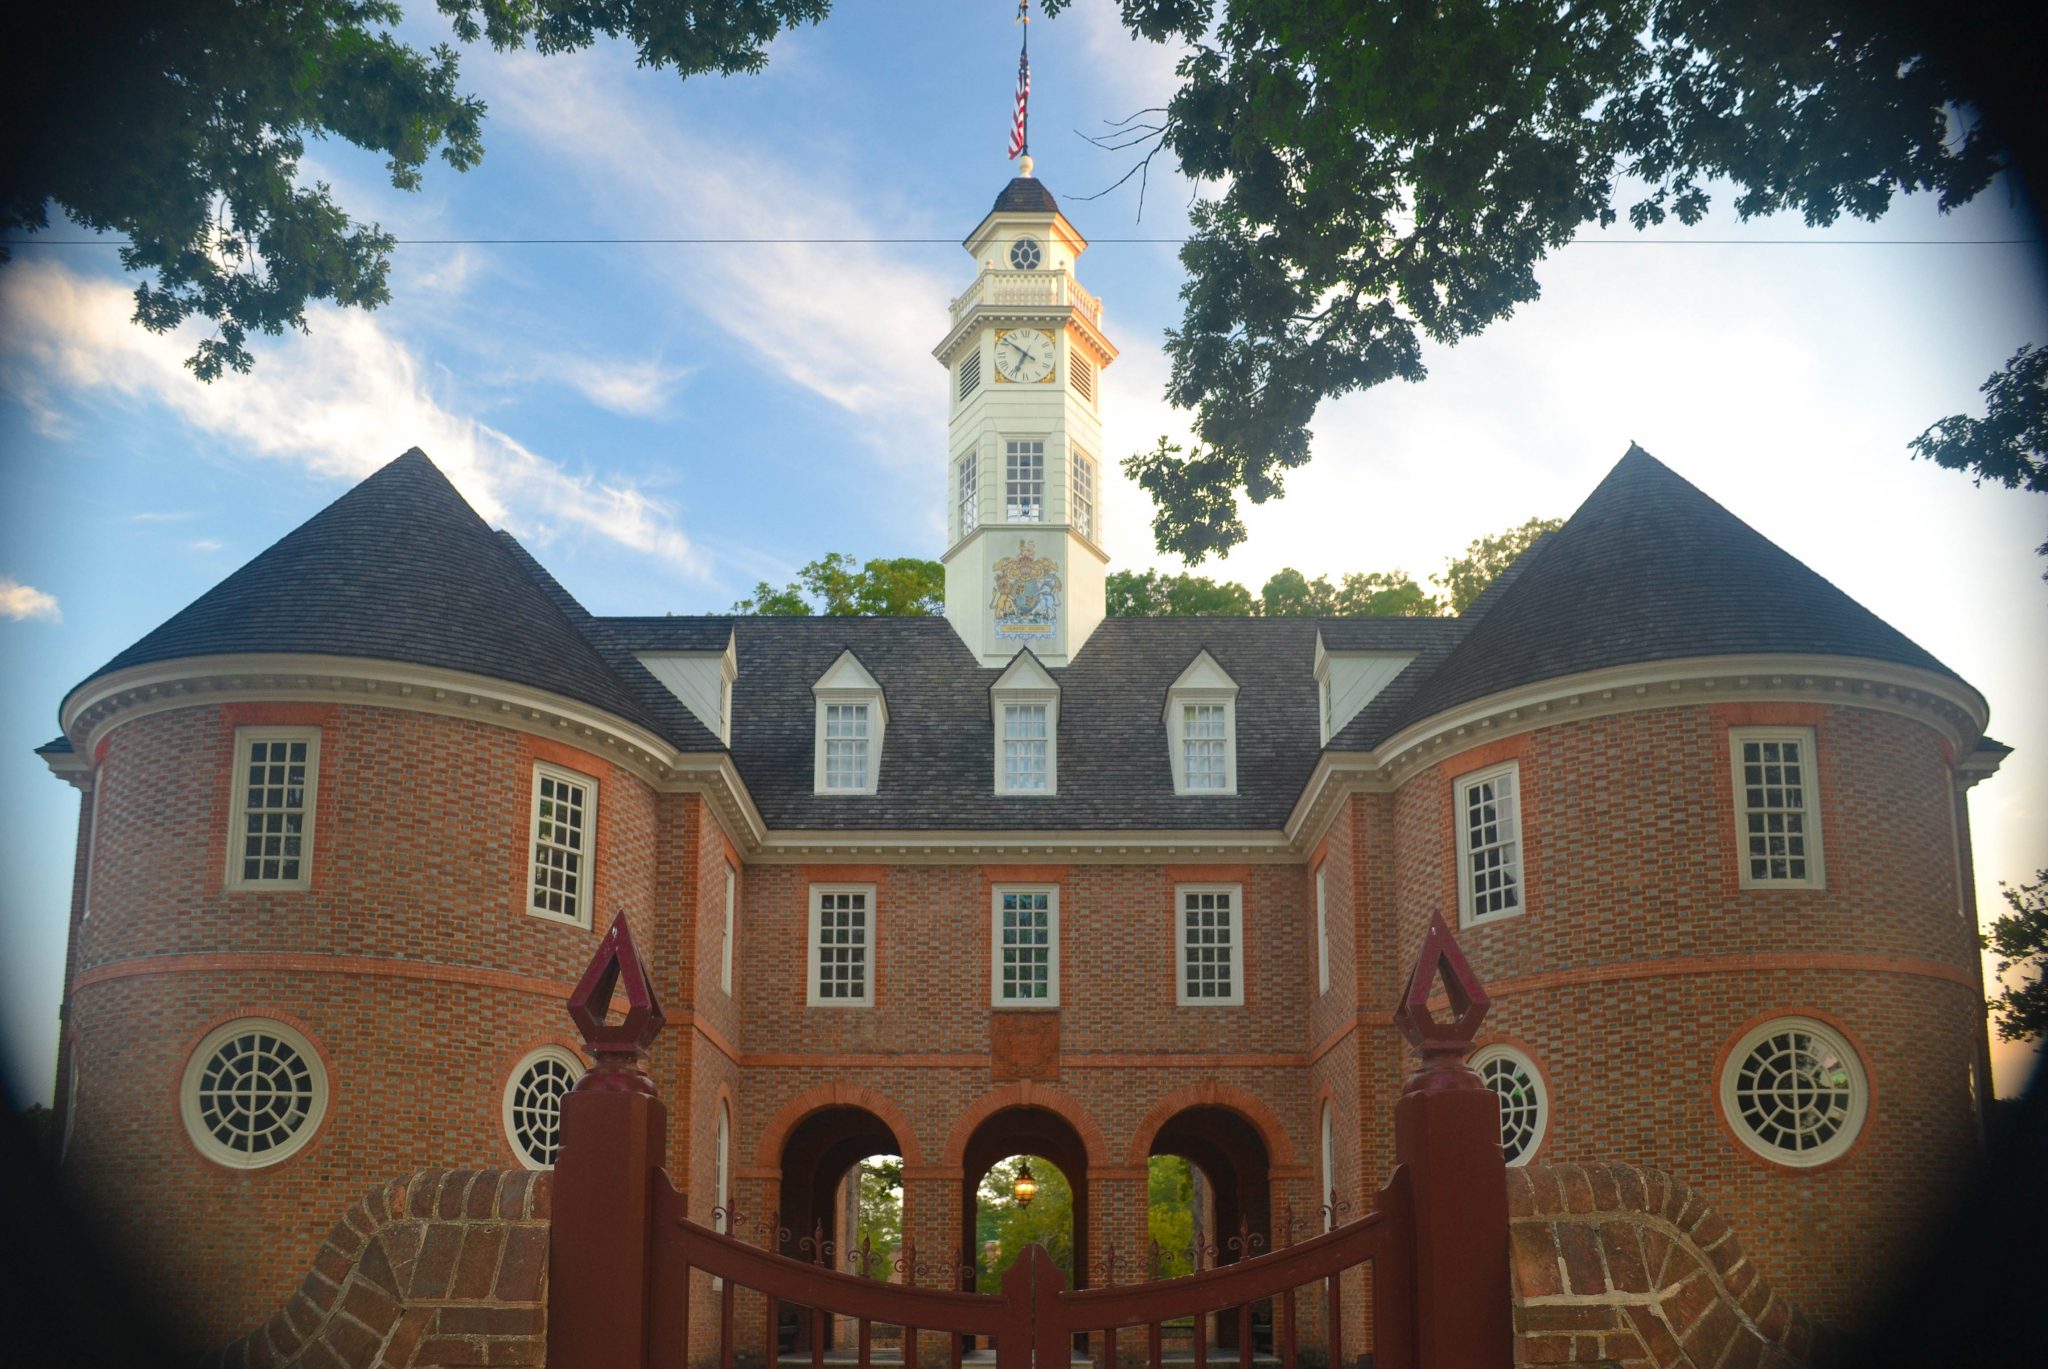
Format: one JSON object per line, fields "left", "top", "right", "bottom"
{"left": 992, "top": 177, "right": 1060, "bottom": 214}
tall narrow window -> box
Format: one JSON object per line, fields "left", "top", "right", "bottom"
{"left": 1003, "top": 704, "right": 1050, "bottom": 792}
{"left": 1315, "top": 868, "right": 1331, "bottom": 995}
{"left": 957, "top": 451, "right": 980, "bottom": 537}
{"left": 721, "top": 864, "right": 737, "bottom": 994}
{"left": 1071, "top": 450, "right": 1096, "bottom": 540}
{"left": 529, "top": 763, "right": 597, "bottom": 928}
{"left": 1177, "top": 885, "right": 1244, "bottom": 1005}
{"left": 1165, "top": 651, "right": 1239, "bottom": 796}
{"left": 1005, "top": 440, "right": 1045, "bottom": 521}
{"left": 715, "top": 1102, "right": 731, "bottom": 1230}
{"left": 824, "top": 703, "right": 870, "bottom": 790}
{"left": 1321, "top": 1103, "right": 1336, "bottom": 1230}
{"left": 993, "top": 887, "right": 1058, "bottom": 1005}
{"left": 1731, "top": 729, "right": 1824, "bottom": 887}
{"left": 1456, "top": 762, "right": 1522, "bottom": 927}
{"left": 809, "top": 885, "right": 875, "bottom": 1006}
{"left": 1184, "top": 705, "right": 1230, "bottom": 790}
{"left": 227, "top": 729, "right": 320, "bottom": 888}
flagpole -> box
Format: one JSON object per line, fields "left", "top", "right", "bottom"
{"left": 1009, "top": 0, "right": 1033, "bottom": 175}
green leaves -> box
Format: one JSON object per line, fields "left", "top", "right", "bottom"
{"left": 1983, "top": 870, "right": 2048, "bottom": 1043}
{"left": 727, "top": 552, "right": 944, "bottom": 616}
{"left": 1909, "top": 345, "right": 2047, "bottom": 574}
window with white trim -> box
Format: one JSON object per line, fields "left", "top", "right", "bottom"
{"left": 812, "top": 652, "right": 886, "bottom": 796}
{"left": 1005, "top": 440, "right": 1045, "bottom": 521}
{"left": 991, "top": 650, "right": 1060, "bottom": 796}
{"left": 992, "top": 887, "right": 1058, "bottom": 1005}
{"left": 1176, "top": 884, "right": 1244, "bottom": 1006}
{"left": 180, "top": 1018, "right": 328, "bottom": 1168}
{"left": 529, "top": 763, "right": 597, "bottom": 928}
{"left": 1071, "top": 450, "right": 1097, "bottom": 541}
{"left": 957, "top": 451, "right": 980, "bottom": 537}
{"left": 503, "top": 1046, "right": 584, "bottom": 1170}
{"left": 1315, "top": 868, "right": 1331, "bottom": 996}
{"left": 1165, "top": 652, "right": 1239, "bottom": 796}
{"left": 1720, "top": 1017, "right": 1867, "bottom": 1167}
{"left": 809, "top": 885, "right": 875, "bottom": 1006}
{"left": 1731, "top": 728, "right": 1824, "bottom": 887}
{"left": 1003, "top": 705, "right": 1051, "bottom": 791}
{"left": 1471, "top": 1045, "right": 1547, "bottom": 1166}
{"left": 227, "top": 728, "right": 319, "bottom": 888}
{"left": 721, "top": 864, "right": 737, "bottom": 995}
{"left": 1455, "top": 762, "right": 1522, "bottom": 926}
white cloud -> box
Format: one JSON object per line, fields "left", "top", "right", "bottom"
{"left": 129, "top": 510, "right": 195, "bottom": 523}
{"left": 0, "top": 260, "right": 708, "bottom": 578}
{"left": 187, "top": 538, "right": 225, "bottom": 553}
{"left": 554, "top": 355, "right": 694, "bottom": 418}
{"left": 0, "top": 577, "right": 61, "bottom": 623}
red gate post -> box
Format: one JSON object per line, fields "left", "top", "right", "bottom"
{"left": 551, "top": 914, "right": 671, "bottom": 1369}
{"left": 1388, "top": 915, "right": 1512, "bottom": 1369}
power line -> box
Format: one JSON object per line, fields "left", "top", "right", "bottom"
{"left": 4, "top": 235, "right": 2041, "bottom": 247}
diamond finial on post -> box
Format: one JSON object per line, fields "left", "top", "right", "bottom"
{"left": 566, "top": 913, "right": 666, "bottom": 1093}
{"left": 1390, "top": 913, "right": 1491, "bottom": 1090}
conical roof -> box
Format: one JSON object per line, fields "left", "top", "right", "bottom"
{"left": 1389, "top": 445, "right": 1968, "bottom": 729}
{"left": 991, "top": 177, "right": 1060, "bottom": 214}
{"left": 67, "top": 449, "right": 663, "bottom": 733}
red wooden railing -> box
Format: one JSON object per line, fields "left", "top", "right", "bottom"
{"left": 549, "top": 913, "right": 1510, "bottom": 1369}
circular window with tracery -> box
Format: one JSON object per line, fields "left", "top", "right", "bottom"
{"left": 1471, "top": 1045, "right": 1547, "bottom": 1166}
{"left": 1720, "top": 1017, "right": 1868, "bottom": 1167}
{"left": 1009, "top": 237, "right": 1043, "bottom": 270}
{"left": 180, "top": 1018, "right": 328, "bottom": 1168}
{"left": 503, "top": 1046, "right": 585, "bottom": 1169}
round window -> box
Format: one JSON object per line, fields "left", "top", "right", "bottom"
{"left": 180, "top": 1018, "right": 328, "bottom": 1168}
{"left": 503, "top": 1046, "right": 585, "bottom": 1169}
{"left": 1009, "top": 237, "right": 1043, "bottom": 270}
{"left": 1720, "top": 1017, "right": 1868, "bottom": 1167}
{"left": 1471, "top": 1045, "right": 1547, "bottom": 1166}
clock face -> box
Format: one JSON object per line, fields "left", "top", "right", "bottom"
{"left": 994, "top": 328, "right": 1055, "bottom": 384}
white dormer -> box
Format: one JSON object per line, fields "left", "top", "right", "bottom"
{"left": 636, "top": 632, "right": 739, "bottom": 745}
{"left": 991, "top": 650, "right": 1060, "bottom": 796}
{"left": 1165, "top": 650, "right": 1240, "bottom": 796}
{"left": 812, "top": 651, "right": 886, "bottom": 796}
{"left": 1313, "top": 633, "right": 1419, "bottom": 745}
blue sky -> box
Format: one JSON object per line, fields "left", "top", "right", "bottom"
{"left": 3, "top": 2, "right": 2045, "bottom": 1104}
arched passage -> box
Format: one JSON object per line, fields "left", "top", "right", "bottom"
{"left": 1150, "top": 1105, "right": 1273, "bottom": 1350}
{"left": 777, "top": 1104, "right": 906, "bottom": 1350}
{"left": 959, "top": 1105, "right": 1092, "bottom": 1296}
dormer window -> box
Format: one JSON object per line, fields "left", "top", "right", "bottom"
{"left": 1165, "top": 650, "right": 1239, "bottom": 796}
{"left": 991, "top": 651, "right": 1059, "bottom": 795}
{"left": 812, "top": 650, "right": 886, "bottom": 796}
{"left": 1005, "top": 440, "right": 1045, "bottom": 521}
{"left": 1313, "top": 633, "right": 1419, "bottom": 746}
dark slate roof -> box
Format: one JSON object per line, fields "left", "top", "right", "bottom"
{"left": 1388, "top": 445, "right": 1967, "bottom": 732}
{"left": 36, "top": 735, "right": 72, "bottom": 756}
{"left": 991, "top": 177, "right": 1060, "bottom": 214}
{"left": 67, "top": 449, "right": 665, "bottom": 735}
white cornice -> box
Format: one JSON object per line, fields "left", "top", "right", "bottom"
{"left": 1284, "top": 654, "right": 1995, "bottom": 851}
{"left": 749, "top": 829, "right": 1296, "bottom": 864}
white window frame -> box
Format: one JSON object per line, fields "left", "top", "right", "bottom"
{"left": 502, "top": 1045, "right": 585, "bottom": 1171}
{"left": 991, "top": 885, "right": 1060, "bottom": 1007}
{"left": 1455, "top": 761, "right": 1523, "bottom": 928}
{"left": 1164, "top": 652, "right": 1240, "bottom": 796}
{"left": 812, "top": 651, "right": 886, "bottom": 796}
{"left": 528, "top": 762, "right": 598, "bottom": 929}
{"left": 1005, "top": 439, "right": 1046, "bottom": 522}
{"left": 1719, "top": 1016, "right": 1868, "bottom": 1168}
{"left": 1175, "top": 883, "right": 1246, "bottom": 1006}
{"left": 957, "top": 450, "right": 980, "bottom": 538}
{"left": 1730, "top": 727, "right": 1826, "bottom": 889}
{"left": 1070, "top": 449, "right": 1097, "bottom": 542}
{"left": 991, "top": 651, "right": 1060, "bottom": 796}
{"left": 1471, "top": 1044, "right": 1548, "bottom": 1167}
{"left": 180, "top": 1017, "right": 329, "bottom": 1169}
{"left": 721, "top": 864, "right": 737, "bottom": 995}
{"left": 224, "top": 727, "right": 321, "bottom": 890}
{"left": 808, "top": 883, "right": 876, "bottom": 1008}
{"left": 1315, "top": 867, "right": 1331, "bottom": 996}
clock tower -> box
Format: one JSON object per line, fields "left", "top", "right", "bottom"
{"left": 935, "top": 162, "right": 1117, "bottom": 667}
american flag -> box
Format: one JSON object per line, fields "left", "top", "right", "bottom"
{"left": 1007, "top": 13, "right": 1030, "bottom": 159}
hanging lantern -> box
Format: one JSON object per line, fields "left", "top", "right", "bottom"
{"left": 1012, "top": 1160, "right": 1038, "bottom": 1208}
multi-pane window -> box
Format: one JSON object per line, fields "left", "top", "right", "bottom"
{"left": 1472, "top": 1046, "right": 1547, "bottom": 1166}
{"left": 1071, "top": 451, "right": 1096, "bottom": 540}
{"left": 809, "top": 886, "right": 874, "bottom": 1006}
{"left": 228, "top": 729, "right": 319, "bottom": 887}
{"left": 503, "top": 1047, "right": 583, "bottom": 1170}
{"left": 530, "top": 764, "right": 596, "bottom": 927}
{"left": 1732, "top": 729, "right": 1823, "bottom": 886}
{"left": 1177, "top": 885, "right": 1244, "bottom": 1005}
{"left": 1720, "top": 1018, "right": 1867, "bottom": 1167}
{"left": 1003, "top": 704, "right": 1050, "bottom": 792}
{"left": 993, "top": 888, "right": 1058, "bottom": 1005}
{"left": 180, "top": 1018, "right": 328, "bottom": 1169}
{"left": 1315, "top": 868, "right": 1331, "bottom": 995}
{"left": 1184, "top": 705, "right": 1230, "bottom": 791}
{"left": 824, "top": 703, "right": 871, "bottom": 790}
{"left": 1005, "top": 440, "right": 1045, "bottom": 521}
{"left": 1456, "top": 763, "right": 1522, "bottom": 926}
{"left": 957, "top": 452, "right": 980, "bottom": 537}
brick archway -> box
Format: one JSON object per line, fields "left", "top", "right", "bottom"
{"left": 755, "top": 1081, "right": 924, "bottom": 1169}
{"left": 1125, "top": 1082, "right": 1298, "bottom": 1169}
{"left": 940, "top": 1082, "right": 1109, "bottom": 1173}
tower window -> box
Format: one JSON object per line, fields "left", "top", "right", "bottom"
{"left": 1456, "top": 762, "right": 1522, "bottom": 926}
{"left": 180, "top": 1018, "right": 328, "bottom": 1169}
{"left": 957, "top": 451, "right": 980, "bottom": 537}
{"left": 1071, "top": 450, "right": 1096, "bottom": 541}
{"left": 529, "top": 763, "right": 597, "bottom": 928}
{"left": 1731, "top": 728, "right": 1825, "bottom": 887}
{"left": 227, "top": 728, "right": 320, "bottom": 888}
{"left": 503, "top": 1046, "right": 584, "bottom": 1170}
{"left": 1720, "top": 1017, "right": 1867, "bottom": 1167}
{"left": 958, "top": 350, "right": 981, "bottom": 400}
{"left": 1010, "top": 237, "right": 1043, "bottom": 270}
{"left": 1472, "top": 1045, "right": 1547, "bottom": 1166}
{"left": 1005, "top": 441, "right": 1045, "bottom": 521}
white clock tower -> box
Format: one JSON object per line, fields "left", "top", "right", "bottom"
{"left": 935, "top": 163, "right": 1117, "bottom": 667}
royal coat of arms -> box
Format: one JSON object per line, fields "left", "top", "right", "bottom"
{"left": 992, "top": 540, "right": 1061, "bottom": 638}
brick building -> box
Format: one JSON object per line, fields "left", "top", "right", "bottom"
{"left": 39, "top": 173, "right": 2007, "bottom": 1349}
